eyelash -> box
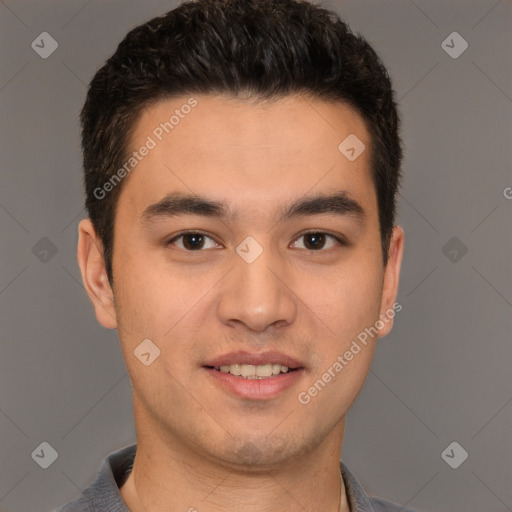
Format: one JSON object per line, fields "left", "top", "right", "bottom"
{"left": 166, "top": 230, "right": 346, "bottom": 252}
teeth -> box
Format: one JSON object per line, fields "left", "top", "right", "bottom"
{"left": 241, "top": 365, "right": 256, "bottom": 378}
{"left": 215, "top": 364, "right": 293, "bottom": 378}
{"left": 230, "top": 364, "right": 241, "bottom": 376}
{"left": 256, "top": 364, "right": 273, "bottom": 377}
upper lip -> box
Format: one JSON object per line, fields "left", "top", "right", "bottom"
{"left": 204, "top": 350, "right": 304, "bottom": 369}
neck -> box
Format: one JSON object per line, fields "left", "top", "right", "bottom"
{"left": 120, "top": 421, "right": 349, "bottom": 512}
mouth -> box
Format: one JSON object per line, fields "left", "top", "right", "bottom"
{"left": 207, "top": 363, "right": 300, "bottom": 379}
{"left": 203, "top": 351, "right": 305, "bottom": 400}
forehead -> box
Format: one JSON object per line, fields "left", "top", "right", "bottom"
{"left": 119, "top": 93, "right": 375, "bottom": 219}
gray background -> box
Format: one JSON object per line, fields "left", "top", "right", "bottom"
{"left": 0, "top": 0, "right": 511, "bottom": 511}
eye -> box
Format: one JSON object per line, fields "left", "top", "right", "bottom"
{"left": 167, "top": 232, "right": 219, "bottom": 251}
{"left": 291, "top": 231, "right": 344, "bottom": 251}
{"left": 167, "top": 230, "right": 345, "bottom": 252}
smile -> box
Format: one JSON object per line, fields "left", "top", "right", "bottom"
{"left": 213, "top": 363, "right": 294, "bottom": 379}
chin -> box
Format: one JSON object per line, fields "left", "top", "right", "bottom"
{"left": 209, "top": 433, "right": 310, "bottom": 470}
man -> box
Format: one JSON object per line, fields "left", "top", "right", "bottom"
{"left": 56, "top": 0, "right": 413, "bottom": 510}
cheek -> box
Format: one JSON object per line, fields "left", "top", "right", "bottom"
{"left": 296, "top": 264, "right": 381, "bottom": 413}
{"left": 112, "top": 246, "right": 171, "bottom": 338}
{"left": 113, "top": 246, "right": 217, "bottom": 360}
{"left": 299, "top": 260, "right": 383, "bottom": 342}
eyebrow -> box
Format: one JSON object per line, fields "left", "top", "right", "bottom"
{"left": 140, "top": 190, "right": 366, "bottom": 225}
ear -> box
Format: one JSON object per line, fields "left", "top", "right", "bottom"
{"left": 77, "top": 218, "right": 118, "bottom": 329}
{"left": 377, "top": 226, "right": 405, "bottom": 338}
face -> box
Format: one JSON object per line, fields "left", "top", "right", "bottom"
{"left": 78, "top": 94, "right": 404, "bottom": 469}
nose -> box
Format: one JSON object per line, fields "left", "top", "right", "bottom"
{"left": 216, "top": 243, "right": 297, "bottom": 333}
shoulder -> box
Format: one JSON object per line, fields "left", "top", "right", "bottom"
{"left": 369, "top": 496, "right": 419, "bottom": 512}
{"left": 51, "top": 444, "right": 136, "bottom": 512}
{"left": 52, "top": 494, "right": 93, "bottom": 512}
{"left": 340, "top": 460, "right": 421, "bottom": 512}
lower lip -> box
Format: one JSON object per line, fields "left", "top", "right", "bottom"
{"left": 204, "top": 368, "right": 304, "bottom": 400}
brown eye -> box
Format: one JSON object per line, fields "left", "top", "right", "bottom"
{"left": 168, "top": 232, "right": 218, "bottom": 251}
{"left": 291, "top": 232, "right": 343, "bottom": 251}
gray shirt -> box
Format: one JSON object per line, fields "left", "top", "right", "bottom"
{"left": 53, "top": 444, "right": 418, "bottom": 511}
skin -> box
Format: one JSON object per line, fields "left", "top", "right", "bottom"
{"left": 77, "top": 93, "right": 404, "bottom": 512}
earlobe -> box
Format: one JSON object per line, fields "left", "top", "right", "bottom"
{"left": 77, "top": 218, "right": 118, "bottom": 329}
{"left": 377, "top": 226, "right": 405, "bottom": 338}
